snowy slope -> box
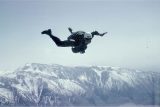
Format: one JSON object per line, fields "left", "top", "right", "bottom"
{"left": 0, "top": 63, "right": 159, "bottom": 106}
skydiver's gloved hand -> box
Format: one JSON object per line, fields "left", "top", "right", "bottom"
{"left": 99, "top": 32, "right": 108, "bottom": 36}
{"left": 68, "top": 27, "right": 73, "bottom": 34}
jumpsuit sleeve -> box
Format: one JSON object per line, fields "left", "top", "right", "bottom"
{"left": 91, "top": 31, "right": 107, "bottom": 37}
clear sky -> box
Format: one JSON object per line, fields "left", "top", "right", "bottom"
{"left": 0, "top": 0, "right": 160, "bottom": 72}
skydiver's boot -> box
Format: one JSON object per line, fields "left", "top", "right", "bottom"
{"left": 41, "top": 29, "right": 52, "bottom": 36}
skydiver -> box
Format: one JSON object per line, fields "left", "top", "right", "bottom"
{"left": 41, "top": 28, "right": 107, "bottom": 54}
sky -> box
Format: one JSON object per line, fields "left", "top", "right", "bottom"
{"left": 0, "top": 0, "right": 160, "bottom": 72}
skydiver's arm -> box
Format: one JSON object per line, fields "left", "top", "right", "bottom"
{"left": 91, "top": 31, "right": 108, "bottom": 37}
{"left": 68, "top": 27, "right": 73, "bottom": 34}
{"left": 67, "top": 27, "right": 75, "bottom": 40}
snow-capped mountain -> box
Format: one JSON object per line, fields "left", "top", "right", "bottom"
{"left": 0, "top": 63, "right": 159, "bottom": 106}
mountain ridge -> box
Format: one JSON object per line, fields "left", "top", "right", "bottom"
{"left": 0, "top": 63, "right": 159, "bottom": 106}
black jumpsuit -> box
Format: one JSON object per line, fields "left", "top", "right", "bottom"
{"left": 49, "top": 31, "right": 88, "bottom": 53}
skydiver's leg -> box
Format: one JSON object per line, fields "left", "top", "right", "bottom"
{"left": 49, "top": 36, "right": 75, "bottom": 47}
{"left": 41, "top": 29, "right": 75, "bottom": 47}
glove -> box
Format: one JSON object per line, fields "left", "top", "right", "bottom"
{"left": 68, "top": 27, "right": 73, "bottom": 34}
{"left": 100, "top": 32, "right": 108, "bottom": 36}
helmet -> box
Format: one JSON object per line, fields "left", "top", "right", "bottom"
{"left": 84, "top": 32, "right": 92, "bottom": 39}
